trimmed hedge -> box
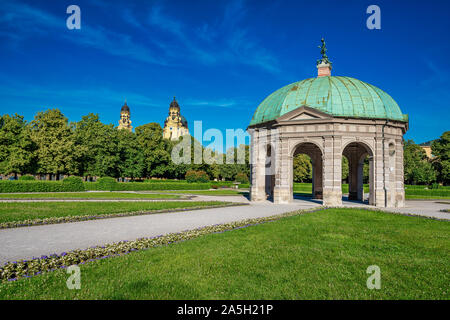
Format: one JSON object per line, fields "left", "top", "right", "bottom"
{"left": 62, "top": 177, "right": 84, "bottom": 191}
{"left": 0, "top": 181, "right": 86, "bottom": 193}
{"left": 96, "top": 177, "right": 118, "bottom": 191}
{"left": 84, "top": 181, "right": 212, "bottom": 191}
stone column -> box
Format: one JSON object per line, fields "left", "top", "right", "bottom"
{"left": 250, "top": 129, "right": 266, "bottom": 201}
{"left": 374, "top": 134, "right": 387, "bottom": 207}
{"left": 394, "top": 138, "right": 405, "bottom": 207}
{"left": 273, "top": 137, "right": 292, "bottom": 203}
{"left": 323, "top": 135, "right": 342, "bottom": 206}
{"left": 368, "top": 156, "right": 375, "bottom": 205}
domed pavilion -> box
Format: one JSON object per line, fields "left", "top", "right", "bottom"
{"left": 248, "top": 39, "right": 408, "bottom": 207}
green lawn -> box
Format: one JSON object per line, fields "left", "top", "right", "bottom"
{"left": 0, "top": 192, "right": 181, "bottom": 199}
{"left": 0, "top": 201, "right": 227, "bottom": 224}
{"left": 1, "top": 208, "right": 448, "bottom": 299}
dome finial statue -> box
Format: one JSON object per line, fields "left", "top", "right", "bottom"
{"left": 317, "top": 38, "right": 332, "bottom": 66}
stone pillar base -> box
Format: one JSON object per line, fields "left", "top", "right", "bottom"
{"left": 250, "top": 186, "right": 266, "bottom": 202}
{"left": 273, "top": 187, "right": 292, "bottom": 204}
{"left": 395, "top": 191, "right": 405, "bottom": 208}
{"left": 323, "top": 189, "right": 342, "bottom": 206}
{"left": 374, "top": 189, "right": 387, "bottom": 207}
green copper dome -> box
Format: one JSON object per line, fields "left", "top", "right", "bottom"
{"left": 249, "top": 76, "right": 408, "bottom": 126}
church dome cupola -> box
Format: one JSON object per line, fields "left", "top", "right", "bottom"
{"left": 163, "top": 97, "right": 189, "bottom": 140}
{"left": 121, "top": 101, "right": 130, "bottom": 113}
{"left": 169, "top": 97, "right": 180, "bottom": 110}
{"left": 118, "top": 100, "right": 132, "bottom": 132}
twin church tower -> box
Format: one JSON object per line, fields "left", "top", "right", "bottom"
{"left": 117, "top": 97, "right": 189, "bottom": 141}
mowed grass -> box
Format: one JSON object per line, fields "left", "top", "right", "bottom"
{"left": 0, "top": 201, "right": 227, "bottom": 223}
{"left": 1, "top": 208, "right": 448, "bottom": 299}
{"left": 0, "top": 192, "right": 181, "bottom": 199}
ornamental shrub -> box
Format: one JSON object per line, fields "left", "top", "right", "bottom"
{"left": 235, "top": 172, "right": 249, "bottom": 184}
{"left": 185, "top": 170, "right": 209, "bottom": 183}
{"left": 18, "top": 175, "right": 35, "bottom": 181}
{"left": 96, "top": 177, "right": 118, "bottom": 191}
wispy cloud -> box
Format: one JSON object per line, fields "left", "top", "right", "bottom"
{"left": 0, "top": 2, "right": 168, "bottom": 66}
{"left": 144, "top": 0, "right": 279, "bottom": 73}
{"left": 0, "top": 0, "right": 280, "bottom": 73}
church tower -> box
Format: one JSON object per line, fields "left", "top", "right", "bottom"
{"left": 163, "top": 97, "right": 189, "bottom": 140}
{"left": 118, "top": 101, "right": 132, "bottom": 132}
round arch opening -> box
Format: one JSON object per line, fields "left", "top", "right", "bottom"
{"left": 342, "top": 142, "right": 374, "bottom": 204}
{"left": 292, "top": 142, "right": 324, "bottom": 201}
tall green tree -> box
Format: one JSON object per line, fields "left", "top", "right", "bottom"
{"left": 73, "top": 113, "right": 121, "bottom": 178}
{"left": 0, "top": 114, "right": 35, "bottom": 177}
{"left": 431, "top": 131, "right": 450, "bottom": 185}
{"left": 404, "top": 140, "right": 436, "bottom": 185}
{"left": 293, "top": 154, "right": 312, "bottom": 182}
{"left": 136, "top": 123, "right": 171, "bottom": 178}
{"left": 29, "top": 109, "right": 80, "bottom": 179}
{"left": 117, "top": 129, "right": 145, "bottom": 180}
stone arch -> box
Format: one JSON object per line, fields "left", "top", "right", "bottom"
{"left": 289, "top": 139, "right": 324, "bottom": 158}
{"left": 342, "top": 141, "right": 374, "bottom": 204}
{"left": 290, "top": 141, "right": 324, "bottom": 200}
{"left": 341, "top": 139, "right": 375, "bottom": 157}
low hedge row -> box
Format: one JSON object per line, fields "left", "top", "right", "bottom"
{"left": 0, "top": 180, "right": 85, "bottom": 193}
{"left": 404, "top": 189, "right": 450, "bottom": 197}
{"left": 84, "top": 181, "right": 212, "bottom": 191}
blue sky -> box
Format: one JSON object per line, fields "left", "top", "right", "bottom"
{"left": 0, "top": 0, "right": 449, "bottom": 144}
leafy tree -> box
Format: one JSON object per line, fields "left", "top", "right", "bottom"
{"left": 29, "top": 109, "right": 80, "bottom": 179}
{"left": 73, "top": 113, "right": 120, "bottom": 178}
{"left": 404, "top": 140, "right": 436, "bottom": 185}
{"left": 431, "top": 131, "right": 450, "bottom": 185}
{"left": 117, "top": 129, "right": 145, "bottom": 180}
{"left": 136, "top": 123, "right": 171, "bottom": 178}
{"left": 293, "top": 154, "right": 312, "bottom": 182}
{"left": 0, "top": 114, "right": 35, "bottom": 177}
